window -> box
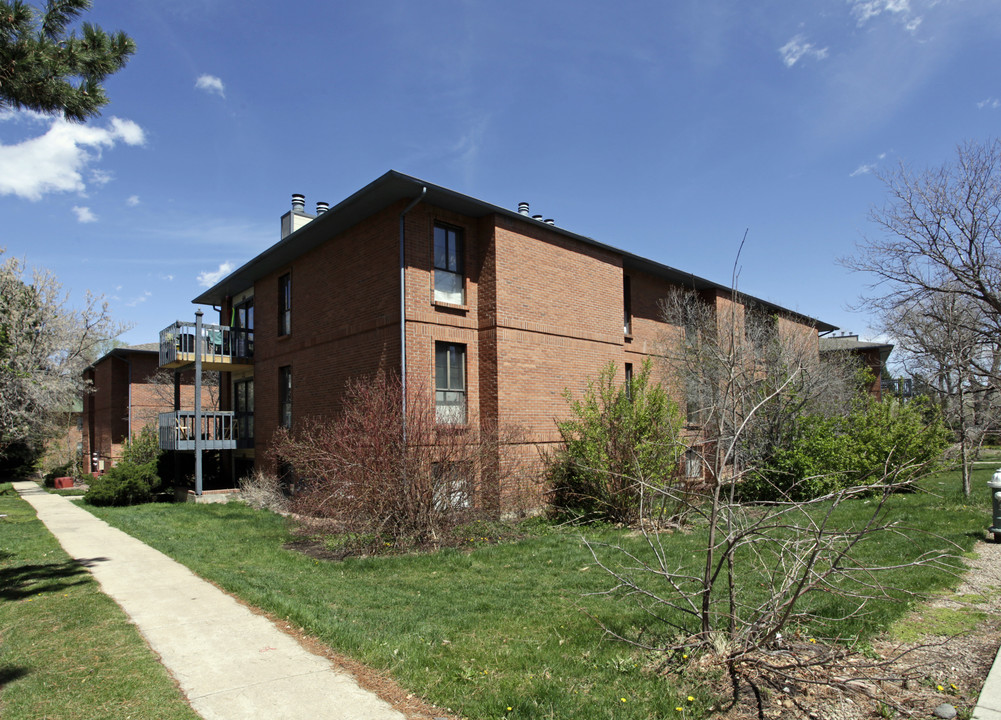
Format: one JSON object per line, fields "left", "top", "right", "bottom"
{"left": 279, "top": 366, "right": 292, "bottom": 429}
{"left": 432, "top": 461, "right": 472, "bottom": 510}
{"left": 233, "top": 297, "right": 254, "bottom": 358}
{"left": 235, "top": 378, "right": 254, "bottom": 448}
{"left": 435, "top": 342, "right": 466, "bottom": 424}
{"left": 623, "top": 275, "right": 632, "bottom": 335}
{"left": 278, "top": 273, "right": 291, "bottom": 336}
{"left": 685, "top": 448, "right": 703, "bottom": 479}
{"left": 625, "top": 362, "right": 633, "bottom": 400}
{"left": 433, "top": 224, "right": 464, "bottom": 304}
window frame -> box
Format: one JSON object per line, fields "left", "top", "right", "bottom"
{"left": 278, "top": 272, "right": 291, "bottom": 337}
{"left": 433, "top": 223, "right": 465, "bottom": 305}
{"left": 435, "top": 341, "right": 467, "bottom": 425}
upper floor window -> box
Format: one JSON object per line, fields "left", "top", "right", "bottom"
{"left": 433, "top": 224, "right": 464, "bottom": 304}
{"left": 279, "top": 366, "right": 292, "bottom": 429}
{"left": 233, "top": 297, "right": 254, "bottom": 358}
{"left": 435, "top": 342, "right": 466, "bottom": 424}
{"left": 278, "top": 273, "right": 291, "bottom": 336}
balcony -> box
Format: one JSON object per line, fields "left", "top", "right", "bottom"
{"left": 159, "top": 321, "right": 253, "bottom": 372}
{"left": 159, "top": 411, "right": 238, "bottom": 451}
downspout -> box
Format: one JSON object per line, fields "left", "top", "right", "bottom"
{"left": 399, "top": 186, "right": 426, "bottom": 441}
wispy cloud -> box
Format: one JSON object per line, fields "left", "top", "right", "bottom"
{"left": 126, "top": 194, "right": 140, "bottom": 206}
{"left": 197, "top": 261, "right": 234, "bottom": 287}
{"left": 195, "top": 74, "right": 226, "bottom": 98}
{"left": 158, "top": 273, "right": 175, "bottom": 282}
{"left": 849, "top": 0, "right": 922, "bottom": 33}
{"left": 0, "top": 114, "right": 145, "bottom": 201}
{"left": 978, "top": 97, "right": 1001, "bottom": 110}
{"left": 72, "top": 206, "right": 98, "bottom": 223}
{"left": 849, "top": 152, "right": 887, "bottom": 177}
{"left": 779, "top": 34, "right": 829, "bottom": 68}
{"left": 90, "top": 169, "right": 113, "bottom": 186}
{"left": 124, "top": 290, "right": 153, "bottom": 307}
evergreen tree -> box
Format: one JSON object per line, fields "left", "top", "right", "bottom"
{"left": 0, "top": 0, "right": 135, "bottom": 121}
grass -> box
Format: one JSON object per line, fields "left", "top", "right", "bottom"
{"left": 0, "top": 482, "right": 199, "bottom": 720}
{"left": 82, "top": 468, "right": 992, "bottom": 720}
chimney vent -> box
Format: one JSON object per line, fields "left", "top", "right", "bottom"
{"left": 532, "top": 214, "right": 543, "bottom": 222}
{"left": 291, "top": 193, "right": 305, "bottom": 213}
{"left": 316, "top": 201, "right": 329, "bottom": 215}
{"left": 518, "top": 202, "right": 530, "bottom": 216}
{"left": 544, "top": 218, "right": 555, "bottom": 225}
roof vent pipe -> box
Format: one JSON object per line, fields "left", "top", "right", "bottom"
{"left": 518, "top": 202, "right": 530, "bottom": 216}
{"left": 532, "top": 214, "right": 543, "bottom": 222}
{"left": 291, "top": 194, "right": 305, "bottom": 213}
{"left": 544, "top": 218, "right": 555, "bottom": 225}
{"left": 316, "top": 201, "right": 329, "bottom": 215}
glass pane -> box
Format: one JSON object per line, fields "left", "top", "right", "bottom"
{"left": 435, "top": 345, "right": 448, "bottom": 390}
{"left": 247, "top": 380, "right": 254, "bottom": 409}
{"left": 434, "top": 226, "right": 448, "bottom": 270}
{"left": 449, "top": 229, "right": 462, "bottom": 273}
{"left": 236, "top": 383, "right": 245, "bottom": 411}
{"left": 434, "top": 270, "right": 464, "bottom": 304}
{"left": 450, "top": 345, "right": 464, "bottom": 391}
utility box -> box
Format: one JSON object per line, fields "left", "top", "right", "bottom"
{"left": 988, "top": 470, "right": 1001, "bottom": 542}
{"left": 53, "top": 477, "right": 74, "bottom": 489}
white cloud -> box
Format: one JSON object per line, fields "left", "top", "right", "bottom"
{"left": 849, "top": 0, "right": 923, "bottom": 32}
{"left": 159, "top": 273, "right": 175, "bottom": 281}
{"left": 779, "top": 34, "right": 829, "bottom": 68}
{"left": 72, "top": 206, "right": 97, "bottom": 223}
{"left": 90, "top": 169, "right": 113, "bottom": 186}
{"left": 125, "top": 290, "right": 153, "bottom": 307}
{"left": 197, "top": 261, "right": 234, "bottom": 287}
{"left": 849, "top": 152, "right": 887, "bottom": 177}
{"left": 195, "top": 74, "right": 226, "bottom": 98}
{"left": 0, "top": 114, "right": 146, "bottom": 201}
{"left": 978, "top": 98, "right": 1001, "bottom": 110}
{"left": 126, "top": 194, "right": 140, "bottom": 206}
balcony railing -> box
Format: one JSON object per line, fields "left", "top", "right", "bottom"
{"left": 159, "top": 411, "right": 237, "bottom": 451}
{"left": 159, "top": 321, "right": 253, "bottom": 371}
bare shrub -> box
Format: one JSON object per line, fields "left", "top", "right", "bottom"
{"left": 238, "top": 468, "right": 289, "bottom": 514}
{"left": 272, "top": 372, "right": 525, "bottom": 547}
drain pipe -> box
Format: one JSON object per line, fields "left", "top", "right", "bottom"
{"left": 399, "top": 186, "right": 426, "bottom": 442}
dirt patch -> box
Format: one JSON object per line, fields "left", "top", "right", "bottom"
{"left": 712, "top": 537, "right": 1001, "bottom": 719}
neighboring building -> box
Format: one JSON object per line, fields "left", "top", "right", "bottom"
{"left": 82, "top": 344, "right": 215, "bottom": 473}
{"left": 40, "top": 399, "right": 83, "bottom": 473}
{"left": 818, "top": 334, "right": 894, "bottom": 401}
{"left": 159, "top": 171, "right": 837, "bottom": 510}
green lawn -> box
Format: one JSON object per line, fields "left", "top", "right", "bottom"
{"left": 82, "top": 469, "right": 992, "bottom": 720}
{"left": 0, "top": 483, "right": 199, "bottom": 720}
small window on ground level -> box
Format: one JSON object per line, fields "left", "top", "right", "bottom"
{"left": 625, "top": 363, "right": 633, "bottom": 400}
{"left": 435, "top": 342, "right": 466, "bottom": 424}
{"left": 432, "top": 461, "right": 472, "bottom": 510}
{"left": 434, "top": 224, "right": 464, "bottom": 304}
{"left": 278, "top": 273, "right": 291, "bottom": 336}
{"left": 685, "top": 448, "right": 703, "bottom": 479}
{"left": 279, "top": 366, "right": 292, "bottom": 429}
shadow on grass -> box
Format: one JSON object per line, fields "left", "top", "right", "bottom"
{"left": 0, "top": 559, "right": 91, "bottom": 601}
{"left": 0, "top": 665, "right": 29, "bottom": 686}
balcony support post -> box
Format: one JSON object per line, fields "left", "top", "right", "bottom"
{"left": 195, "top": 310, "right": 203, "bottom": 496}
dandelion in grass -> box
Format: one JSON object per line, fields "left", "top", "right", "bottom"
{"left": 688, "top": 695, "right": 695, "bottom": 702}
{"left": 620, "top": 697, "right": 627, "bottom": 703}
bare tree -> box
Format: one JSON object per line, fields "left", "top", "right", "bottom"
{"left": 885, "top": 291, "right": 1001, "bottom": 495}
{"left": 0, "top": 250, "right": 127, "bottom": 457}
{"left": 848, "top": 138, "right": 1001, "bottom": 325}
{"left": 583, "top": 283, "right": 952, "bottom": 713}
{"left": 847, "top": 139, "right": 1001, "bottom": 493}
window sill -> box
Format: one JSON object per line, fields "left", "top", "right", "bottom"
{"left": 432, "top": 299, "right": 469, "bottom": 313}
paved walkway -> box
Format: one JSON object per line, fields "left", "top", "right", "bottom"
{"left": 13, "top": 482, "right": 404, "bottom": 720}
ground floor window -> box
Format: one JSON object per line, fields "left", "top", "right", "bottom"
{"left": 435, "top": 342, "right": 466, "bottom": 424}
{"left": 279, "top": 366, "right": 292, "bottom": 429}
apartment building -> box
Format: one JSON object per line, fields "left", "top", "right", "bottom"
{"left": 83, "top": 344, "right": 215, "bottom": 473}
{"left": 159, "top": 171, "right": 837, "bottom": 509}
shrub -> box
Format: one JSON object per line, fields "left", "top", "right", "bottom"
{"left": 273, "top": 372, "right": 525, "bottom": 547}
{"left": 85, "top": 460, "right": 160, "bottom": 506}
{"left": 742, "top": 395, "right": 950, "bottom": 501}
{"left": 545, "top": 360, "right": 685, "bottom": 523}
{"left": 120, "top": 425, "right": 161, "bottom": 466}
{"left": 238, "top": 469, "right": 289, "bottom": 514}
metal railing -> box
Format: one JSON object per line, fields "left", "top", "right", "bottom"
{"left": 159, "top": 321, "right": 253, "bottom": 368}
{"left": 158, "top": 411, "right": 237, "bottom": 451}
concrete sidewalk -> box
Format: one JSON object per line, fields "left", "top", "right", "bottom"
{"left": 13, "top": 482, "right": 404, "bottom": 720}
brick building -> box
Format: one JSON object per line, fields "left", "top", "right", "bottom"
{"left": 82, "top": 344, "right": 214, "bottom": 473}
{"left": 159, "top": 171, "right": 837, "bottom": 509}
{"left": 819, "top": 334, "right": 894, "bottom": 401}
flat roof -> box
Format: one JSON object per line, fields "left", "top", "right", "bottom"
{"left": 193, "top": 170, "right": 837, "bottom": 333}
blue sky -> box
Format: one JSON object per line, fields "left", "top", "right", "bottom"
{"left": 1, "top": 0, "right": 999, "bottom": 347}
